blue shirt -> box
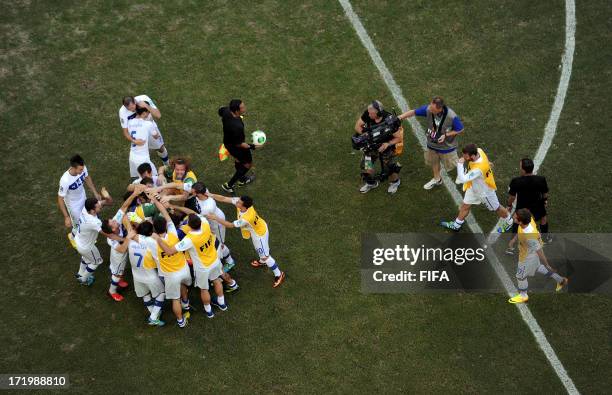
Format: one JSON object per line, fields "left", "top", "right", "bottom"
{"left": 415, "top": 104, "right": 464, "bottom": 131}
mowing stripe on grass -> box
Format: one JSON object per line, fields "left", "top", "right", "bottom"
{"left": 488, "top": 0, "right": 576, "bottom": 241}
{"left": 338, "top": 0, "right": 579, "bottom": 393}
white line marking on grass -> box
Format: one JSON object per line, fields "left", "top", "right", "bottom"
{"left": 338, "top": 0, "right": 578, "bottom": 393}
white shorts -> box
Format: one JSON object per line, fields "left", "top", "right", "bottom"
{"left": 516, "top": 255, "right": 540, "bottom": 279}
{"left": 129, "top": 155, "right": 158, "bottom": 178}
{"left": 161, "top": 265, "right": 192, "bottom": 299}
{"left": 193, "top": 259, "right": 223, "bottom": 290}
{"left": 463, "top": 187, "right": 500, "bottom": 211}
{"left": 76, "top": 245, "right": 103, "bottom": 267}
{"left": 109, "top": 249, "right": 128, "bottom": 276}
{"left": 134, "top": 278, "right": 165, "bottom": 298}
{"left": 65, "top": 199, "right": 85, "bottom": 228}
{"left": 148, "top": 130, "right": 164, "bottom": 150}
{"left": 211, "top": 221, "right": 226, "bottom": 244}
{"left": 251, "top": 230, "right": 270, "bottom": 258}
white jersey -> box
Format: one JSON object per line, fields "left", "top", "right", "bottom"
{"left": 196, "top": 197, "right": 225, "bottom": 241}
{"left": 74, "top": 208, "right": 102, "bottom": 250}
{"left": 119, "top": 94, "right": 157, "bottom": 129}
{"left": 127, "top": 118, "right": 156, "bottom": 159}
{"left": 106, "top": 210, "right": 125, "bottom": 250}
{"left": 128, "top": 236, "right": 160, "bottom": 283}
{"left": 58, "top": 166, "right": 89, "bottom": 217}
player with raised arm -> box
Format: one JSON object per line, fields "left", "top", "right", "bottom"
{"left": 508, "top": 209, "right": 568, "bottom": 304}
{"left": 73, "top": 196, "right": 115, "bottom": 286}
{"left": 145, "top": 195, "right": 192, "bottom": 328}
{"left": 440, "top": 144, "right": 513, "bottom": 232}
{"left": 119, "top": 95, "right": 169, "bottom": 166}
{"left": 100, "top": 185, "right": 147, "bottom": 301}
{"left": 124, "top": 218, "right": 166, "bottom": 326}
{"left": 207, "top": 193, "right": 285, "bottom": 288}
{"left": 155, "top": 209, "right": 228, "bottom": 319}
{"left": 127, "top": 105, "right": 160, "bottom": 178}
{"left": 169, "top": 202, "right": 239, "bottom": 294}
{"left": 157, "top": 157, "right": 199, "bottom": 212}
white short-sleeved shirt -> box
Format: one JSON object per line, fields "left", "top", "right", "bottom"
{"left": 127, "top": 118, "right": 156, "bottom": 159}
{"left": 196, "top": 197, "right": 225, "bottom": 222}
{"left": 75, "top": 208, "right": 102, "bottom": 250}
{"left": 119, "top": 94, "right": 157, "bottom": 129}
{"left": 128, "top": 236, "right": 160, "bottom": 282}
{"left": 58, "top": 166, "right": 89, "bottom": 209}
{"left": 106, "top": 210, "right": 125, "bottom": 249}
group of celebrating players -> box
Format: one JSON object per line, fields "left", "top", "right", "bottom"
{"left": 57, "top": 95, "right": 285, "bottom": 328}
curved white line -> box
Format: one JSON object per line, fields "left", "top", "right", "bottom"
{"left": 338, "top": 0, "right": 578, "bottom": 393}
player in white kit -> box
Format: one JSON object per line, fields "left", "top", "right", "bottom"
{"left": 124, "top": 219, "right": 166, "bottom": 327}
{"left": 127, "top": 105, "right": 160, "bottom": 178}
{"left": 100, "top": 185, "right": 147, "bottom": 301}
{"left": 119, "top": 95, "right": 169, "bottom": 166}
{"left": 57, "top": 154, "right": 103, "bottom": 229}
{"left": 74, "top": 197, "right": 115, "bottom": 286}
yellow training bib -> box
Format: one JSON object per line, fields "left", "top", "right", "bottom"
{"left": 463, "top": 148, "right": 496, "bottom": 191}
{"left": 237, "top": 206, "right": 267, "bottom": 239}
{"left": 518, "top": 218, "right": 543, "bottom": 262}
{"left": 186, "top": 223, "right": 218, "bottom": 268}
{"left": 156, "top": 232, "right": 185, "bottom": 273}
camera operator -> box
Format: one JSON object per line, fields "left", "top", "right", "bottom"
{"left": 354, "top": 100, "right": 404, "bottom": 194}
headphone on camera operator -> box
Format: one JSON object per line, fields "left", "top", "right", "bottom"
{"left": 353, "top": 100, "right": 404, "bottom": 154}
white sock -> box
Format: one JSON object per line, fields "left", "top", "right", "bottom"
{"left": 150, "top": 293, "right": 165, "bottom": 320}
{"left": 223, "top": 248, "right": 234, "bottom": 264}
{"left": 157, "top": 147, "right": 169, "bottom": 165}
{"left": 454, "top": 218, "right": 465, "bottom": 227}
{"left": 142, "top": 294, "right": 154, "bottom": 313}
{"left": 181, "top": 298, "right": 190, "bottom": 309}
{"left": 217, "top": 295, "right": 225, "bottom": 305}
{"left": 504, "top": 214, "right": 513, "bottom": 225}
{"left": 109, "top": 274, "right": 121, "bottom": 294}
{"left": 227, "top": 279, "right": 236, "bottom": 287}
{"left": 517, "top": 277, "right": 528, "bottom": 297}
{"left": 203, "top": 304, "right": 212, "bottom": 313}
{"left": 77, "top": 260, "right": 88, "bottom": 277}
{"left": 265, "top": 256, "right": 281, "bottom": 277}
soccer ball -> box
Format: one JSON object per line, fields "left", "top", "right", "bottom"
{"left": 252, "top": 130, "right": 267, "bottom": 145}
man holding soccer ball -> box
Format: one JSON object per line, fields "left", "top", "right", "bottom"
{"left": 218, "top": 99, "right": 265, "bottom": 193}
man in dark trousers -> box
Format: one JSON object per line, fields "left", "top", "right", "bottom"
{"left": 218, "top": 99, "right": 258, "bottom": 193}
{"left": 506, "top": 158, "right": 551, "bottom": 254}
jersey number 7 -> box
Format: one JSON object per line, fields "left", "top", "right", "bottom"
{"left": 134, "top": 252, "right": 143, "bottom": 267}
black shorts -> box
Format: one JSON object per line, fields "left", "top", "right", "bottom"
{"left": 227, "top": 146, "right": 252, "bottom": 164}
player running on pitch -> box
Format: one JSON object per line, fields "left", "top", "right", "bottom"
{"left": 206, "top": 193, "right": 285, "bottom": 288}
{"left": 440, "top": 144, "right": 513, "bottom": 232}
{"left": 508, "top": 208, "right": 568, "bottom": 304}
{"left": 119, "top": 95, "right": 169, "bottom": 166}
